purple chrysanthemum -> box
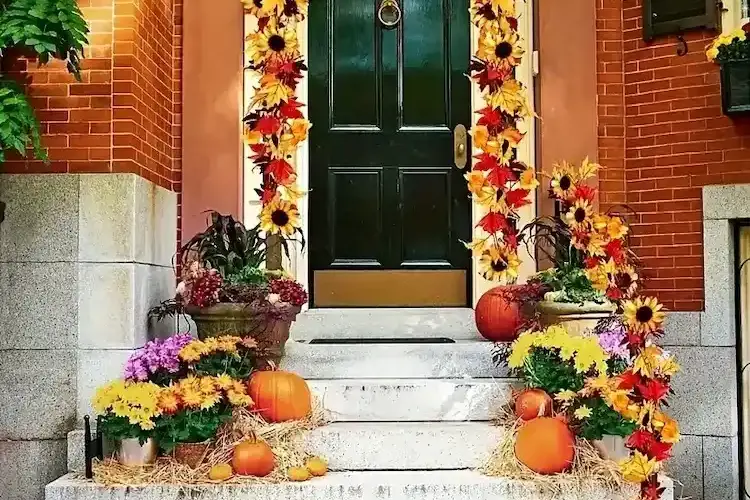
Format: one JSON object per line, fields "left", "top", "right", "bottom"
{"left": 596, "top": 317, "right": 630, "bottom": 360}
{"left": 124, "top": 333, "right": 193, "bottom": 382}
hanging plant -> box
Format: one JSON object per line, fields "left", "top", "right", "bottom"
{"left": 463, "top": 1, "right": 537, "bottom": 283}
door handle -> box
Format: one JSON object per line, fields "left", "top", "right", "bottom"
{"left": 454, "top": 124, "right": 467, "bottom": 169}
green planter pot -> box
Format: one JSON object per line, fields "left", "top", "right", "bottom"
{"left": 536, "top": 299, "right": 616, "bottom": 337}
{"left": 185, "top": 303, "right": 301, "bottom": 364}
{"left": 721, "top": 59, "right": 750, "bottom": 115}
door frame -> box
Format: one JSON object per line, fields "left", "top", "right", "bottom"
{"left": 242, "top": 0, "right": 537, "bottom": 309}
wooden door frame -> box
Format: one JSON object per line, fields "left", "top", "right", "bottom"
{"left": 242, "top": 1, "right": 537, "bottom": 309}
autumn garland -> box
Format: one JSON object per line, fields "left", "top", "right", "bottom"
{"left": 466, "top": 0, "right": 538, "bottom": 283}
{"left": 243, "top": 0, "right": 310, "bottom": 242}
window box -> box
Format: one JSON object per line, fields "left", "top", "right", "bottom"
{"left": 721, "top": 59, "right": 750, "bottom": 114}
{"left": 643, "top": 0, "right": 718, "bottom": 40}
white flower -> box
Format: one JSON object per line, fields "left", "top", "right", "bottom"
{"left": 267, "top": 293, "right": 281, "bottom": 304}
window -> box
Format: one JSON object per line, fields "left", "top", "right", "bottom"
{"left": 742, "top": 0, "right": 750, "bottom": 22}
{"left": 642, "top": 0, "right": 718, "bottom": 40}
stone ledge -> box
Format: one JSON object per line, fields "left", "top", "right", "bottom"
{"left": 47, "top": 472, "right": 671, "bottom": 500}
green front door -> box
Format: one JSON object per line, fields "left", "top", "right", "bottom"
{"left": 309, "top": 0, "right": 471, "bottom": 307}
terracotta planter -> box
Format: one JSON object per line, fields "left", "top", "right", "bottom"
{"left": 117, "top": 438, "right": 157, "bottom": 466}
{"left": 173, "top": 441, "right": 210, "bottom": 468}
{"left": 592, "top": 435, "right": 629, "bottom": 462}
{"left": 536, "top": 299, "right": 616, "bottom": 337}
{"left": 186, "top": 303, "right": 301, "bottom": 363}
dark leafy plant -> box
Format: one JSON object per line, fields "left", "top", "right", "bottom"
{"left": 227, "top": 265, "right": 268, "bottom": 285}
{"left": 0, "top": 0, "right": 89, "bottom": 76}
{"left": 573, "top": 398, "right": 638, "bottom": 440}
{"left": 0, "top": 79, "right": 44, "bottom": 162}
{"left": 156, "top": 405, "right": 232, "bottom": 452}
{"left": 519, "top": 349, "right": 586, "bottom": 395}
{"left": 532, "top": 264, "right": 605, "bottom": 304}
{"left": 98, "top": 414, "right": 153, "bottom": 445}
{"left": 191, "top": 349, "right": 257, "bottom": 380}
{"left": 180, "top": 212, "right": 267, "bottom": 277}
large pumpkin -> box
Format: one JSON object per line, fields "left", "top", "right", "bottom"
{"left": 514, "top": 389, "right": 553, "bottom": 421}
{"left": 232, "top": 440, "right": 275, "bottom": 477}
{"left": 514, "top": 417, "right": 575, "bottom": 474}
{"left": 248, "top": 370, "right": 312, "bottom": 422}
{"left": 475, "top": 286, "right": 524, "bottom": 342}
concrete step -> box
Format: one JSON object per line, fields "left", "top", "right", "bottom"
{"left": 305, "top": 422, "right": 502, "bottom": 470}
{"left": 291, "top": 308, "right": 480, "bottom": 340}
{"left": 309, "top": 378, "right": 514, "bottom": 422}
{"left": 280, "top": 341, "right": 504, "bottom": 379}
{"left": 47, "top": 471, "right": 671, "bottom": 500}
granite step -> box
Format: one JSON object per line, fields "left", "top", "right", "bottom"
{"left": 291, "top": 308, "right": 480, "bottom": 341}
{"left": 280, "top": 340, "right": 503, "bottom": 379}
{"left": 46, "top": 471, "right": 669, "bottom": 500}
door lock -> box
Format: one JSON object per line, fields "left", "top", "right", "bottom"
{"left": 454, "top": 124, "right": 468, "bottom": 169}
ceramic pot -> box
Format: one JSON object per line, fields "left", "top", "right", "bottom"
{"left": 173, "top": 441, "right": 211, "bottom": 468}
{"left": 185, "top": 303, "right": 301, "bottom": 363}
{"left": 592, "top": 435, "right": 629, "bottom": 462}
{"left": 117, "top": 438, "right": 157, "bottom": 466}
{"left": 536, "top": 299, "right": 617, "bottom": 337}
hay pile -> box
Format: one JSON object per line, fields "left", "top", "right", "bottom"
{"left": 92, "top": 400, "right": 328, "bottom": 486}
{"left": 481, "top": 406, "right": 637, "bottom": 498}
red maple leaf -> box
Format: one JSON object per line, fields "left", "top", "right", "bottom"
{"left": 584, "top": 256, "right": 601, "bottom": 269}
{"left": 626, "top": 429, "right": 656, "bottom": 452}
{"left": 476, "top": 106, "right": 502, "bottom": 129}
{"left": 280, "top": 99, "right": 305, "bottom": 119}
{"left": 505, "top": 189, "right": 531, "bottom": 209}
{"left": 474, "top": 153, "right": 500, "bottom": 172}
{"left": 266, "top": 158, "right": 295, "bottom": 185}
{"left": 641, "top": 476, "right": 665, "bottom": 500}
{"left": 636, "top": 379, "right": 671, "bottom": 402}
{"left": 476, "top": 211, "right": 508, "bottom": 234}
{"left": 504, "top": 232, "right": 519, "bottom": 250}
{"left": 260, "top": 188, "right": 277, "bottom": 204}
{"left": 627, "top": 331, "right": 645, "bottom": 350}
{"left": 604, "top": 239, "right": 625, "bottom": 264}
{"left": 255, "top": 115, "right": 281, "bottom": 135}
{"left": 574, "top": 185, "right": 597, "bottom": 202}
{"left": 618, "top": 369, "right": 642, "bottom": 391}
{"left": 606, "top": 287, "right": 623, "bottom": 300}
{"left": 507, "top": 16, "right": 519, "bottom": 31}
{"left": 648, "top": 440, "right": 673, "bottom": 461}
{"left": 486, "top": 165, "right": 514, "bottom": 188}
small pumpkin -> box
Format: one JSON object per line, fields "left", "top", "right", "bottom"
{"left": 208, "top": 463, "right": 233, "bottom": 481}
{"left": 305, "top": 456, "right": 328, "bottom": 477}
{"left": 514, "top": 417, "right": 575, "bottom": 474}
{"left": 248, "top": 370, "right": 312, "bottom": 423}
{"left": 288, "top": 466, "right": 311, "bottom": 482}
{"left": 514, "top": 389, "right": 553, "bottom": 421}
{"left": 232, "top": 439, "right": 275, "bottom": 477}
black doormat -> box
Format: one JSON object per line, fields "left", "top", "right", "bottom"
{"left": 307, "top": 338, "right": 456, "bottom": 344}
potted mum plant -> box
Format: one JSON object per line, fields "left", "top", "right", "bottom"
{"left": 519, "top": 158, "right": 638, "bottom": 335}
{"left": 92, "top": 380, "right": 164, "bottom": 466}
{"left": 706, "top": 25, "right": 750, "bottom": 115}
{"left": 151, "top": 212, "right": 308, "bottom": 363}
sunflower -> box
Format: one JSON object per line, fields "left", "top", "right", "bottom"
{"left": 611, "top": 265, "right": 639, "bottom": 298}
{"left": 242, "top": 0, "right": 270, "bottom": 17}
{"left": 550, "top": 161, "right": 577, "bottom": 201}
{"left": 260, "top": 196, "right": 301, "bottom": 236}
{"left": 477, "top": 25, "right": 524, "bottom": 69}
{"left": 564, "top": 199, "right": 593, "bottom": 230}
{"left": 246, "top": 23, "right": 299, "bottom": 66}
{"left": 479, "top": 244, "right": 520, "bottom": 282}
{"left": 623, "top": 296, "right": 665, "bottom": 335}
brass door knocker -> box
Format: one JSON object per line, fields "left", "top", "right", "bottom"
{"left": 378, "top": 0, "right": 401, "bottom": 28}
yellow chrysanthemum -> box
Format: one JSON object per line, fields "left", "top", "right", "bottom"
{"left": 181, "top": 387, "right": 204, "bottom": 408}
{"left": 508, "top": 332, "right": 539, "bottom": 368}
{"left": 227, "top": 390, "right": 253, "bottom": 407}
{"left": 477, "top": 25, "right": 524, "bottom": 68}
{"left": 260, "top": 197, "right": 301, "bottom": 236}
{"left": 574, "top": 405, "right": 593, "bottom": 420}
{"left": 555, "top": 390, "right": 577, "bottom": 403}
{"left": 246, "top": 22, "right": 299, "bottom": 65}
{"left": 623, "top": 296, "right": 665, "bottom": 334}
{"left": 564, "top": 199, "right": 594, "bottom": 230}
{"left": 479, "top": 245, "right": 520, "bottom": 282}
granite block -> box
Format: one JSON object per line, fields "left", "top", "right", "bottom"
{"left": 701, "top": 219, "right": 735, "bottom": 347}
{"left": 668, "top": 346, "right": 737, "bottom": 437}
{"left": 0, "top": 174, "right": 79, "bottom": 263}
{"left": 133, "top": 175, "right": 178, "bottom": 267}
{"left": 135, "top": 264, "right": 177, "bottom": 341}
{"left": 0, "top": 350, "right": 76, "bottom": 440}
{"left": 0, "top": 439, "right": 67, "bottom": 500}
{"left": 703, "top": 436, "right": 740, "bottom": 500}
{"left": 76, "top": 349, "right": 134, "bottom": 422}
{"left": 0, "top": 262, "right": 78, "bottom": 350}
{"left": 662, "top": 312, "right": 700, "bottom": 347}
{"left": 703, "top": 184, "right": 750, "bottom": 220}
{"left": 663, "top": 435, "right": 702, "bottom": 500}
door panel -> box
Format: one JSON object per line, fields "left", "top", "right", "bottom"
{"left": 310, "top": 0, "right": 471, "bottom": 307}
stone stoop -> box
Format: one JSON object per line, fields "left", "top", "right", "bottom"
{"left": 50, "top": 308, "right": 675, "bottom": 500}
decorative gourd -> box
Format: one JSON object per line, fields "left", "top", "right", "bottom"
{"left": 208, "top": 463, "right": 233, "bottom": 481}
{"left": 248, "top": 370, "right": 312, "bottom": 422}
{"left": 288, "top": 466, "right": 311, "bottom": 481}
{"left": 514, "top": 389, "right": 553, "bottom": 421}
{"left": 514, "top": 417, "right": 575, "bottom": 474}
{"left": 475, "top": 286, "right": 524, "bottom": 342}
{"left": 232, "top": 439, "right": 275, "bottom": 477}
{"left": 305, "top": 456, "right": 328, "bottom": 477}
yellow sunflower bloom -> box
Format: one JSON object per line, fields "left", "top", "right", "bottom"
{"left": 477, "top": 26, "right": 524, "bottom": 68}
{"left": 564, "top": 199, "right": 594, "bottom": 230}
{"left": 260, "top": 197, "right": 302, "bottom": 236}
{"left": 549, "top": 161, "right": 577, "bottom": 200}
{"left": 623, "top": 296, "right": 665, "bottom": 334}
{"left": 246, "top": 22, "right": 299, "bottom": 65}
{"left": 479, "top": 244, "right": 520, "bottom": 282}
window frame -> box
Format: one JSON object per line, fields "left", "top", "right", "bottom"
{"left": 642, "top": 0, "right": 719, "bottom": 41}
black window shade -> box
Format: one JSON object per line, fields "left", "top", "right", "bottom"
{"left": 643, "top": 0, "right": 718, "bottom": 40}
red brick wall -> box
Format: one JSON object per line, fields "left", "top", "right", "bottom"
{"left": 3, "top": 0, "right": 182, "bottom": 194}
{"left": 596, "top": 0, "right": 750, "bottom": 311}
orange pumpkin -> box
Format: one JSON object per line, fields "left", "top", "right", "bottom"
{"left": 514, "top": 389, "right": 553, "bottom": 421}
{"left": 248, "top": 370, "right": 312, "bottom": 423}
{"left": 514, "top": 417, "right": 575, "bottom": 474}
{"left": 232, "top": 439, "right": 275, "bottom": 477}
{"left": 475, "top": 286, "right": 525, "bottom": 342}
